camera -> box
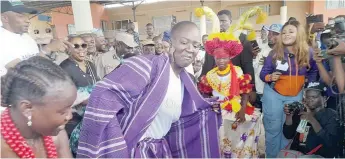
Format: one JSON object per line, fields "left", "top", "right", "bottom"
{"left": 286, "top": 101, "right": 305, "bottom": 114}
{"left": 321, "top": 15, "right": 345, "bottom": 49}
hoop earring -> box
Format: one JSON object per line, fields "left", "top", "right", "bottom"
{"left": 27, "top": 115, "right": 32, "bottom": 126}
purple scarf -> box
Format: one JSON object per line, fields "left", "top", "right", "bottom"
{"left": 76, "top": 55, "right": 221, "bottom": 158}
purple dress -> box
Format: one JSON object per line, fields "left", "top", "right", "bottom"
{"left": 76, "top": 55, "right": 221, "bottom": 158}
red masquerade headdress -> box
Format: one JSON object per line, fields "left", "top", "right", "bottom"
{"left": 205, "top": 38, "right": 243, "bottom": 59}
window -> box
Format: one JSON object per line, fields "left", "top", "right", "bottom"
{"left": 112, "top": 21, "right": 116, "bottom": 30}
{"left": 152, "top": 15, "right": 174, "bottom": 34}
{"left": 326, "top": 0, "right": 345, "bottom": 9}
{"left": 67, "top": 24, "right": 76, "bottom": 35}
{"left": 101, "top": 20, "right": 108, "bottom": 32}
{"left": 112, "top": 20, "right": 130, "bottom": 31}
{"left": 191, "top": 12, "right": 213, "bottom": 35}
{"left": 239, "top": 5, "right": 270, "bottom": 18}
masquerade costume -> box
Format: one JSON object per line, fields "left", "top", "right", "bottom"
{"left": 198, "top": 32, "right": 262, "bottom": 158}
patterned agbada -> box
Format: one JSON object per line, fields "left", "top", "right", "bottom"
{"left": 76, "top": 55, "right": 221, "bottom": 158}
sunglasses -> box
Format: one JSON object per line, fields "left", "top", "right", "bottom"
{"left": 74, "top": 44, "right": 88, "bottom": 49}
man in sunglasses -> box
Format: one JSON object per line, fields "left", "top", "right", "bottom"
{"left": 0, "top": 0, "right": 73, "bottom": 76}
{"left": 95, "top": 32, "right": 138, "bottom": 79}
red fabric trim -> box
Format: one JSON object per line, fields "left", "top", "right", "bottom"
{"left": 229, "top": 63, "right": 240, "bottom": 97}
{"left": 245, "top": 104, "right": 255, "bottom": 115}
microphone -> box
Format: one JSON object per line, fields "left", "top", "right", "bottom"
{"left": 270, "top": 70, "right": 281, "bottom": 89}
{"left": 270, "top": 60, "right": 287, "bottom": 89}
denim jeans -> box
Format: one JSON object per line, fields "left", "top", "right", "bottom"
{"left": 261, "top": 84, "right": 303, "bottom": 158}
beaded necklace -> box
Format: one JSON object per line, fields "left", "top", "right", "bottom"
{"left": 1, "top": 109, "right": 58, "bottom": 158}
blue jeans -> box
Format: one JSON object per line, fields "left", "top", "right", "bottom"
{"left": 261, "top": 84, "right": 303, "bottom": 158}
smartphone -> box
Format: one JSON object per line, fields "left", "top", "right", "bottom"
{"left": 250, "top": 40, "right": 259, "bottom": 48}
{"left": 318, "top": 50, "right": 328, "bottom": 58}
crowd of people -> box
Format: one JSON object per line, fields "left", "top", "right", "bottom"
{"left": 1, "top": 0, "right": 345, "bottom": 158}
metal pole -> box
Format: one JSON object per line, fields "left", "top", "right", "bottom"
{"left": 280, "top": 0, "right": 287, "bottom": 24}
{"left": 132, "top": 2, "right": 136, "bottom": 22}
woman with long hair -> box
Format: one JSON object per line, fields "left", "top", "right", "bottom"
{"left": 1, "top": 56, "right": 76, "bottom": 158}
{"left": 59, "top": 35, "right": 99, "bottom": 157}
{"left": 260, "top": 20, "right": 318, "bottom": 157}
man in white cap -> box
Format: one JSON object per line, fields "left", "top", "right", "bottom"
{"left": 0, "top": 0, "right": 73, "bottom": 76}
{"left": 253, "top": 23, "right": 282, "bottom": 108}
{"left": 258, "top": 25, "right": 269, "bottom": 47}
{"left": 95, "top": 31, "right": 138, "bottom": 78}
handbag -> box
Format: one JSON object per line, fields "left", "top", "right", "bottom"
{"left": 277, "top": 132, "right": 323, "bottom": 158}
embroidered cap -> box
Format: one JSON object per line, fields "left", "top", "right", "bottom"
{"left": 269, "top": 24, "right": 283, "bottom": 33}
{"left": 1, "top": 0, "right": 37, "bottom": 14}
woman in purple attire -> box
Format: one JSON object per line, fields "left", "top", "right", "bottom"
{"left": 76, "top": 21, "right": 221, "bottom": 158}
{"left": 260, "top": 20, "right": 318, "bottom": 158}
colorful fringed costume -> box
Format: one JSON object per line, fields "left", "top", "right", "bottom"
{"left": 198, "top": 34, "right": 255, "bottom": 116}
{"left": 198, "top": 32, "right": 262, "bottom": 158}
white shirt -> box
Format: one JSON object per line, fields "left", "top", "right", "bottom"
{"left": 194, "top": 50, "right": 206, "bottom": 79}
{"left": 141, "top": 66, "right": 184, "bottom": 140}
{"left": 0, "top": 27, "right": 39, "bottom": 76}
{"left": 186, "top": 64, "right": 194, "bottom": 75}
{"left": 253, "top": 39, "right": 272, "bottom": 94}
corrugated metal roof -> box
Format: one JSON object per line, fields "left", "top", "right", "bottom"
{"left": 22, "top": 0, "right": 140, "bottom": 12}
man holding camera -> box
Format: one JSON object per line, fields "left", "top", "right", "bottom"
{"left": 312, "top": 15, "right": 345, "bottom": 113}
{"left": 283, "top": 82, "right": 340, "bottom": 158}
{"left": 327, "top": 39, "right": 345, "bottom": 93}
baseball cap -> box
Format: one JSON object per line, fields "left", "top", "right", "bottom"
{"left": 114, "top": 31, "right": 138, "bottom": 48}
{"left": 261, "top": 25, "right": 269, "bottom": 31}
{"left": 269, "top": 24, "right": 283, "bottom": 33}
{"left": 141, "top": 39, "right": 155, "bottom": 46}
{"left": 1, "top": 0, "right": 37, "bottom": 14}
{"left": 305, "top": 82, "right": 327, "bottom": 94}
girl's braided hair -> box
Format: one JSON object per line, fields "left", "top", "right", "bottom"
{"left": 1, "top": 56, "right": 73, "bottom": 107}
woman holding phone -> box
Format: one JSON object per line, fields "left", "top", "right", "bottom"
{"left": 259, "top": 20, "right": 318, "bottom": 158}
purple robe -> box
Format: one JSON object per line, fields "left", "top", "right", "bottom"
{"left": 76, "top": 55, "right": 221, "bottom": 158}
